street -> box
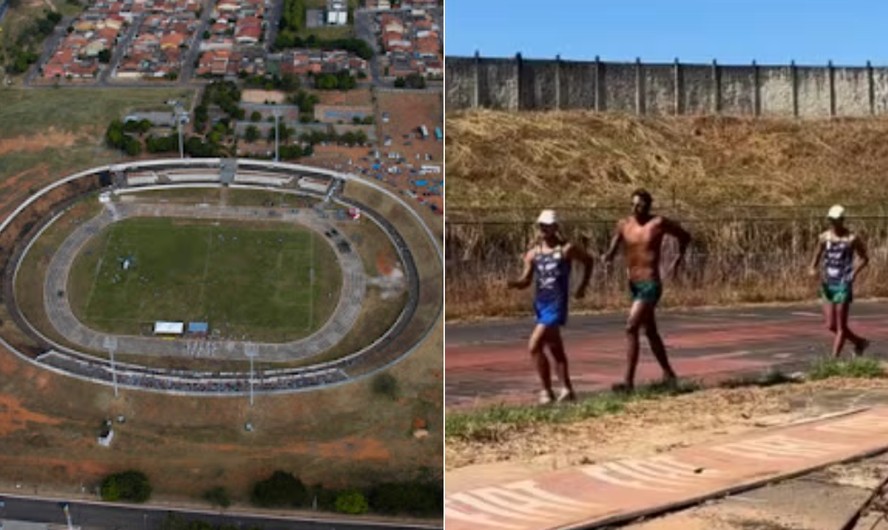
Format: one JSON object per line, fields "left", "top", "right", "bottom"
{"left": 0, "top": 494, "right": 440, "bottom": 530}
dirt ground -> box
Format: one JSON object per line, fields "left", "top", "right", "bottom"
{"left": 446, "top": 377, "right": 888, "bottom": 471}
{"left": 241, "top": 89, "right": 287, "bottom": 104}
{"left": 317, "top": 87, "right": 373, "bottom": 107}
{"left": 0, "top": 316, "right": 442, "bottom": 504}
{"left": 0, "top": 129, "right": 81, "bottom": 157}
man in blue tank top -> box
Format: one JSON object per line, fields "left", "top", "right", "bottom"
{"left": 809, "top": 205, "right": 870, "bottom": 358}
{"left": 507, "top": 209, "right": 594, "bottom": 404}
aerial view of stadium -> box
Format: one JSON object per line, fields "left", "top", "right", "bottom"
{"left": 0, "top": 0, "right": 443, "bottom": 528}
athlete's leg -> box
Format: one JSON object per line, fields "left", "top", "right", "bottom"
{"left": 823, "top": 300, "right": 837, "bottom": 334}
{"left": 547, "top": 326, "right": 575, "bottom": 401}
{"left": 528, "top": 324, "right": 555, "bottom": 401}
{"left": 644, "top": 306, "right": 678, "bottom": 382}
{"left": 619, "top": 300, "right": 646, "bottom": 391}
{"left": 836, "top": 301, "right": 868, "bottom": 356}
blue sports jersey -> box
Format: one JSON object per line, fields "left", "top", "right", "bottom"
{"left": 533, "top": 246, "right": 571, "bottom": 326}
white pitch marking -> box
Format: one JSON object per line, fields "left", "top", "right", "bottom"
{"left": 445, "top": 499, "right": 523, "bottom": 530}
{"left": 581, "top": 455, "right": 719, "bottom": 492}
{"left": 447, "top": 479, "right": 591, "bottom": 527}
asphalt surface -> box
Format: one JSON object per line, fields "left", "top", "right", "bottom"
{"left": 445, "top": 301, "right": 888, "bottom": 407}
{"left": 0, "top": 494, "right": 439, "bottom": 530}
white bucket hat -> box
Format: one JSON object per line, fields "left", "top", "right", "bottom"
{"left": 537, "top": 209, "right": 558, "bottom": 225}
{"left": 827, "top": 205, "right": 845, "bottom": 219}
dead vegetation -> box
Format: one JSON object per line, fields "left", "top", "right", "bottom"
{"left": 446, "top": 111, "right": 888, "bottom": 319}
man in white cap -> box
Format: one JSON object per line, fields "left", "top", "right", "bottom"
{"left": 507, "top": 209, "right": 594, "bottom": 404}
{"left": 809, "top": 204, "right": 870, "bottom": 357}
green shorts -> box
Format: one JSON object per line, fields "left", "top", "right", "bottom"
{"left": 822, "top": 282, "right": 853, "bottom": 304}
{"left": 629, "top": 280, "right": 662, "bottom": 304}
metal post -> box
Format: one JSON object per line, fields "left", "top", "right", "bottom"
{"left": 274, "top": 110, "right": 280, "bottom": 162}
{"left": 104, "top": 336, "right": 119, "bottom": 397}
{"left": 245, "top": 343, "right": 258, "bottom": 407}
{"left": 177, "top": 112, "right": 184, "bottom": 159}
{"left": 63, "top": 503, "right": 74, "bottom": 530}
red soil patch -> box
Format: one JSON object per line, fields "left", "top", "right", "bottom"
{"left": 0, "top": 130, "right": 79, "bottom": 157}
{"left": 314, "top": 436, "right": 391, "bottom": 461}
{"left": 376, "top": 251, "right": 395, "bottom": 276}
{"left": 0, "top": 395, "right": 63, "bottom": 437}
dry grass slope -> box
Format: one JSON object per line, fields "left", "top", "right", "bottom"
{"left": 447, "top": 110, "right": 888, "bottom": 214}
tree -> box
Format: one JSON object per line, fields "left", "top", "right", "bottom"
{"left": 98, "top": 49, "right": 112, "bottom": 63}
{"left": 367, "top": 481, "right": 442, "bottom": 516}
{"left": 250, "top": 110, "right": 262, "bottom": 122}
{"left": 405, "top": 73, "right": 426, "bottom": 89}
{"left": 393, "top": 77, "right": 406, "bottom": 89}
{"left": 203, "top": 486, "right": 231, "bottom": 508}
{"left": 244, "top": 125, "right": 260, "bottom": 143}
{"left": 100, "top": 471, "right": 152, "bottom": 503}
{"left": 334, "top": 490, "right": 369, "bottom": 515}
{"left": 371, "top": 373, "right": 398, "bottom": 399}
{"left": 251, "top": 471, "right": 309, "bottom": 508}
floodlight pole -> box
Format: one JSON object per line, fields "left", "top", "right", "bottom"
{"left": 274, "top": 110, "right": 280, "bottom": 162}
{"left": 249, "top": 353, "right": 254, "bottom": 406}
{"left": 63, "top": 503, "right": 74, "bottom": 530}
{"left": 109, "top": 346, "right": 119, "bottom": 398}
{"left": 168, "top": 99, "right": 185, "bottom": 158}
{"left": 177, "top": 112, "right": 184, "bottom": 159}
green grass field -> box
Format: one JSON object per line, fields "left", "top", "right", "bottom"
{"left": 68, "top": 218, "right": 341, "bottom": 342}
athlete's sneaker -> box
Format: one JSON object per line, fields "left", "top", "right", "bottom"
{"left": 556, "top": 388, "right": 576, "bottom": 403}
{"left": 538, "top": 390, "right": 555, "bottom": 405}
{"left": 855, "top": 339, "right": 871, "bottom": 357}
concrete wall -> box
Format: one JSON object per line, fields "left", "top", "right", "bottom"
{"left": 447, "top": 54, "right": 888, "bottom": 118}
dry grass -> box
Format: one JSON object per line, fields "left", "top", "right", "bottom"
{"left": 447, "top": 110, "right": 888, "bottom": 213}
{"left": 446, "top": 376, "right": 888, "bottom": 471}
{"left": 446, "top": 110, "right": 888, "bottom": 319}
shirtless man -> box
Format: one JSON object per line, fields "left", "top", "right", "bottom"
{"left": 602, "top": 189, "right": 691, "bottom": 392}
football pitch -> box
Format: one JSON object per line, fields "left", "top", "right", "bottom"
{"left": 68, "top": 217, "right": 341, "bottom": 342}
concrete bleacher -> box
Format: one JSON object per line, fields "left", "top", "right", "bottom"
{"left": 233, "top": 173, "right": 293, "bottom": 186}
{"left": 163, "top": 172, "right": 221, "bottom": 183}
{"left": 126, "top": 173, "right": 159, "bottom": 186}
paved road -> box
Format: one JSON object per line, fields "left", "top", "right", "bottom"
{"left": 0, "top": 494, "right": 439, "bottom": 530}
{"left": 179, "top": 0, "right": 214, "bottom": 84}
{"left": 445, "top": 301, "right": 888, "bottom": 408}
{"left": 101, "top": 13, "right": 145, "bottom": 84}
{"left": 24, "top": 15, "right": 73, "bottom": 85}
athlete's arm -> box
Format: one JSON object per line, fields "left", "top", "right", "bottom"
{"left": 567, "top": 240, "right": 594, "bottom": 299}
{"left": 506, "top": 249, "right": 534, "bottom": 290}
{"left": 602, "top": 220, "right": 624, "bottom": 263}
{"left": 809, "top": 234, "right": 825, "bottom": 277}
{"left": 852, "top": 236, "right": 870, "bottom": 282}
{"left": 662, "top": 217, "right": 691, "bottom": 275}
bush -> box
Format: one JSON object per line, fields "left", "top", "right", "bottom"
{"left": 371, "top": 373, "right": 398, "bottom": 399}
{"left": 367, "top": 481, "right": 442, "bottom": 517}
{"left": 251, "top": 471, "right": 308, "bottom": 508}
{"left": 250, "top": 110, "right": 262, "bottom": 122}
{"left": 203, "top": 486, "right": 231, "bottom": 508}
{"left": 310, "top": 484, "right": 338, "bottom": 511}
{"left": 100, "top": 471, "right": 152, "bottom": 503}
{"left": 244, "top": 125, "right": 260, "bottom": 143}
{"left": 335, "top": 490, "right": 369, "bottom": 515}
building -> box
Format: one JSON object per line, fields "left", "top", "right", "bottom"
{"left": 326, "top": 0, "right": 347, "bottom": 25}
